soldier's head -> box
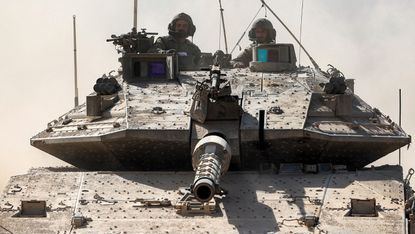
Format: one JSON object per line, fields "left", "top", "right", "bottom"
{"left": 248, "top": 18, "right": 276, "bottom": 43}
{"left": 168, "top": 13, "right": 196, "bottom": 39}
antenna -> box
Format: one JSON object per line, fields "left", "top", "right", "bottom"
{"left": 260, "top": 0, "right": 321, "bottom": 71}
{"left": 399, "top": 88, "right": 402, "bottom": 166}
{"left": 73, "top": 15, "right": 79, "bottom": 107}
{"left": 133, "top": 0, "right": 138, "bottom": 29}
{"left": 218, "top": 0, "right": 229, "bottom": 54}
{"left": 298, "top": 0, "right": 305, "bottom": 66}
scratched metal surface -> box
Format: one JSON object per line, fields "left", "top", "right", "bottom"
{"left": 0, "top": 166, "right": 404, "bottom": 233}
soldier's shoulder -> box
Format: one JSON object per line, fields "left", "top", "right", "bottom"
{"left": 185, "top": 39, "right": 201, "bottom": 51}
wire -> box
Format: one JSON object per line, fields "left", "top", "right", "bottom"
{"left": 230, "top": 4, "right": 264, "bottom": 55}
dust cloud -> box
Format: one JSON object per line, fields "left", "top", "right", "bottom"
{"left": 1, "top": 0, "right": 414, "bottom": 189}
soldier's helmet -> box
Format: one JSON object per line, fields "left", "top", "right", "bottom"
{"left": 248, "top": 18, "right": 276, "bottom": 42}
{"left": 168, "top": 13, "right": 196, "bottom": 37}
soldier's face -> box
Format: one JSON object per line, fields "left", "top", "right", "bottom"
{"left": 175, "top": 19, "right": 189, "bottom": 34}
{"left": 255, "top": 28, "right": 269, "bottom": 43}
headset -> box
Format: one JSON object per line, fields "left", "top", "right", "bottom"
{"left": 168, "top": 13, "right": 196, "bottom": 37}
{"left": 248, "top": 18, "right": 276, "bottom": 42}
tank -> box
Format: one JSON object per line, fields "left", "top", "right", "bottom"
{"left": 1, "top": 1, "right": 414, "bottom": 233}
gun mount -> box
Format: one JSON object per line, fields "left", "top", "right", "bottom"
{"left": 190, "top": 65, "right": 241, "bottom": 123}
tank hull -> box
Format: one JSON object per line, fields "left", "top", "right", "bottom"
{"left": 0, "top": 166, "right": 406, "bottom": 233}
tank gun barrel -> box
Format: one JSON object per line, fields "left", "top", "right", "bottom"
{"left": 191, "top": 135, "right": 231, "bottom": 202}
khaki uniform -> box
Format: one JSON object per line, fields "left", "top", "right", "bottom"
{"left": 148, "top": 36, "right": 201, "bottom": 69}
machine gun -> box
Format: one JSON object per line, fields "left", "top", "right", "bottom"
{"left": 205, "top": 65, "right": 231, "bottom": 98}
{"left": 106, "top": 27, "right": 158, "bottom": 54}
{"left": 190, "top": 65, "right": 236, "bottom": 123}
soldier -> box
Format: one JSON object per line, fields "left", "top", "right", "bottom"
{"left": 231, "top": 18, "right": 276, "bottom": 68}
{"left": 148, "top": 13, "right": 201, "bottom": 69}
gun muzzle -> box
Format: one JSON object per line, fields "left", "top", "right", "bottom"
{"left": 192, "top": 135, "right": 231, "bottom": 202}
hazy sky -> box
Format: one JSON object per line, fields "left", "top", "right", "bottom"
{"left": 1, "top": 0, "right": 414, "bottom": 189}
